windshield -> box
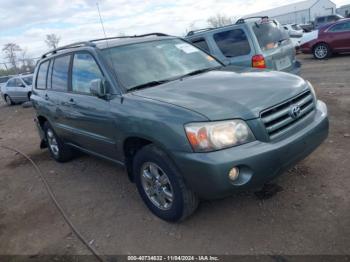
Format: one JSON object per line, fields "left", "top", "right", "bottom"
{"left": 102, "top": 39, "right": 221, "bottom": 90}
{"left": 252, "top": 21, "right": 289, "bottom": 51}
{"left": 291, "top": 24, "right": 302, "bottom": 30}
{"left": 22, "top": 76, "right": 33, "bottom": 85}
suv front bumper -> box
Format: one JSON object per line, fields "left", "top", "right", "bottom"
{"left": 172, "top": 100, "right": 328, "bottom": 199}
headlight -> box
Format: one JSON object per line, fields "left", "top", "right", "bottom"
{"left": 185, "top": 120, "right": 255, "bottom": 152}
{"left": 307, "top": 81, "right": 317, "bottom": 100}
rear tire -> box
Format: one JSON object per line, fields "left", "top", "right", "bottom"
{"left": 43, "top": 122, "right": 74, "bottom": 162}
{"left": 133, "top": 144, "right": 198, "bottom": 222}
{"left": 4, "top": 95, "right": 14, "bottom": 106}
{"left": 313, "top": 43, "right": 332, "bottom": 59}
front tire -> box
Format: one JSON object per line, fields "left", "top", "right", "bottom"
{"left": 133, "top": 145, "right": 198, "bottom": 222}
{"left": 313, "top": 43, "right": 331, "bottom": 59}
{"left": 43, "top": 122, "right": 74, "bottom": 162}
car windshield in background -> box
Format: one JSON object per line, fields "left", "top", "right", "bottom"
{"left": 291, "top": 24, "right": 302, "bottom": 30}
{"left": 252, "top": 21, "right": 289, "bottom": 51}
{"left": 102, "top": 39, "right": 221, "bottom": 90}
{"left": 22, "top": 76, "right": 33, "bottom": 85}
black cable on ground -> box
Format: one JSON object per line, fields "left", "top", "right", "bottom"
{"left": 0, "top": 145, "right": 105, "bottom": 262}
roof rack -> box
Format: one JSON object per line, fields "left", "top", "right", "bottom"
{"left": 40, "top": 33, "right": 170, "bottom": 59}
{"left": 186, "top": 28, "right": 215, "bottom": 36}
{"left": 90, "top": 32, "right": 169, "bottom": 43}
{"left": 41, "top": 41, "right": 96, "bottom": 58}
{"left": 236, "top": 16, "right": 269, "bottom": 24}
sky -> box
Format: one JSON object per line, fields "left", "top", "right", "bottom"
{"left": 0, "top": 0, "right": 349, "bottom": 64}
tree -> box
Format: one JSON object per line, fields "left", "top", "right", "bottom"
{"left": 45, "top": 34, "right": 61, "bottom": 49}
{"left": 2, "top": 43, "right": 22, "bottom": 70}
{"left": 207, "top": 14, "right": 233, "bottom": 28}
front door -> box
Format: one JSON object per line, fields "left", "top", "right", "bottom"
{"left": 62, "top": 52, "right": 118, "bottom": 159}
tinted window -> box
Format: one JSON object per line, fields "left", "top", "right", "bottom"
{"left": 52, "top": 55, "right": 70, "bottom": 91}
{"left": 72, "top": 53, "right": 103, "bottom": 94}
{"left": 214, "top": 29, "right": 251, "bottom": 57}
{"left": 36, "top": 61, "right": 49, "bottom": 89}
{"left": 191, "top": 38, "right": 210, "bottom": 52}
{"left": 317, "top": 17, "right": 325, "bottom": 23}
{"left": 7, "top": 79, "right": 16, "bottom": 87}
{"left": 22, "top": 76, "right": 33, "bottom": 85}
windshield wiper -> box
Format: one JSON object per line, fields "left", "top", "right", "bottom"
{"left": 180, "top": 66, "right": 222, "bottom": 79}
{"left": 128, "top": 79, "right": 172, "bottom": 92}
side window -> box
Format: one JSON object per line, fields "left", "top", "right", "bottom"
{"left": 15, "top": 79, "right": 24, "bottom": 87}
{"left": 36, "top": 61, "right": 49, "bottom": 90}
{"left": 6, "top": 79, "right": 16, "bottom": 87}
{"left": 213, "top": 29, "right": 251, "bottom": 58}
{"left": 191, "top": 38, "right": 210, "bottom": 53}
{"left": 317, "top": 17, "right": 325, "bottom": 23}
{"left": 329, "top": 22, "right": 347, "bottom": 32}
{"left": 72, "top": 53, "right": 103, "bottom": 94}
{"left": 52, "top": 55, "right": 71, "bottom": 91}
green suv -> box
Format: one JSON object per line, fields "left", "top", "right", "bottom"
{"left": 32, "top": 33, "right": 328, "bottom": 222}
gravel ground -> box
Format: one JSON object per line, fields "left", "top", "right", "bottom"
{"left": 0, "top": 54, "right": 349, "bottom": 256}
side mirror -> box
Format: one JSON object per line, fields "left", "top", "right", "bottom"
{"left": 20, "top": 84, "right": 26, "bottom": 88}
{"left": 89, "top": 79, "right": 106, "bottom": 98}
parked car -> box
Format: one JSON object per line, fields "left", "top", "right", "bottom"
{"left": 283, "top": 24, "right": 303, "bottom": 50}
{"left": 0, "top": 76, "right": 10, "bottom": 91}
{"left": 1, "top": 74, "right": 33, "bottom": 105}
{"left": 314, "top": 14, "right": 344, "bottom": 28}
{"left": 186, "top": 16, "right": 301, "bottom": 75}
{"left": 300, "top": 18, "right": 350, "bottom": 59}
{"left": 31, "top": 33, "right": 328, "bottom": 222}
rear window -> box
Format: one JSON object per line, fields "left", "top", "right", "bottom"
{"left": 252, "top": 21, "right": 289, "bottom": 51}
{"left": 36, "top": 61, "right": 49, "bottom": 89}
{"left": 213, "top": 29, "right": 251, "bottom": 57}
{"left": 6, "top": 79, "right": 16, "bottom": 87}
{"left": 52, "top": 55, "right": 70, "bottom": 91}
{"left": 317, "top": 17, "right": 325, "bottom": 23}
{"left": 191, "top": 38, "right": 210, "bottom": 52}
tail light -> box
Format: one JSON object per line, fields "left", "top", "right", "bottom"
{"left": 252, "top": 55, "right": 266, "bottom": 69}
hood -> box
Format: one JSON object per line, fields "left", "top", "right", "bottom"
{"left": 133, "top": 67, "right": 309, "bottom": 120}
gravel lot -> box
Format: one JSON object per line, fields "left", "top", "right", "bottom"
{"left": 0, "top": 54, "right": 349, "bottom": 256}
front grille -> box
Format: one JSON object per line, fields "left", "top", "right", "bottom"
{"left": 261, "top": 90, "right": 315, "bottom": 139}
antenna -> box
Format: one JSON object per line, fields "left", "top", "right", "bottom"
{"left": 96, "top": 2, "right": 108, "bottom": 40}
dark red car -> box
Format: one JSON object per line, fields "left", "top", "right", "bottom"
{"left": 301, "top": 18, "right": 350, "bottom": 59}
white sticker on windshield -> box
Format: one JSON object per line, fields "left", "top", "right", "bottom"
{"left": 175, "top": 43, "right": 199, "bottom": 53}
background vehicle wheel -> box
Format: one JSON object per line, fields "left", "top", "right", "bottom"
{"left": 43, "top": 122, "right": 74, "bottom": 162}
{"left": 133, "top": 144, "right": 198, "bottom": 222}
{"left": 4, "top": 95, "right": 14, "bottom": 106}
{"left": 313, "top": 43, "right": 331, "bottom": 59}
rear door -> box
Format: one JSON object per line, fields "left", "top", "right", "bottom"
{"left": 5, "top": 79, "right": 17, "bottom": 100}
{"left": 250, "top": 20, "right": 296, "bottom": 72}
{"left": 62, "top": 51, "right": 117, "bottom": 159}
{"left": 327, "top": 21, "right": 350, "bottom": 52}
{"left": 15, "top": 78, "right": 28, "bottom": 100}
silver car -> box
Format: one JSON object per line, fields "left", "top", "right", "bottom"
{"left": 1, "top": 74, "right": 33, "bottom": 106}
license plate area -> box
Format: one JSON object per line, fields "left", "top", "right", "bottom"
{"left": 275, "top": 56, "right": 292, "bottom": 70}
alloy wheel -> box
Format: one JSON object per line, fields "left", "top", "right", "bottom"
{"left": 46, "top": 129, "right": 59, "bottom": 157}
{"left": 140, "top": 162, "right": 174, "bottom": 210}
{"left": 314, "top": 45, "right": 328, "bottom": 59}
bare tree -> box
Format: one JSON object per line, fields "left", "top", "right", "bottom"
{"left": 2, "top": 43, "right": 22, "bottom": 70}
{"left": 207, "top": 14, "right": 233, "bottom": 28}
{"left": 45, "top": 34, "right": 61, "bottom": 49}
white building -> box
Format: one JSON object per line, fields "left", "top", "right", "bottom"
{"left": 337, "top": 4, "right": 350, "bottom": 17}
{"left": 245, "top": 0, "right": 337, "bottom": 25}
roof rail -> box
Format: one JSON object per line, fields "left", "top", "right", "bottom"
{"left": 90, "top": 32, "right": 170, "bottom": 43}
{"left": 41, "top": 41, "right": 96, "bottom": 59}
{"left": 236, "top": 16, "right": 269, "bottom": 24}
{"left": 186, "top": 28, "right": 215, "bottom": 36}
{"left": 40, "top": 33, "right": 170, "bottom": 59}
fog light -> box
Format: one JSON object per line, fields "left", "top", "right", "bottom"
{"left": 228, "top": 167, "right": 239, "bottom": 181}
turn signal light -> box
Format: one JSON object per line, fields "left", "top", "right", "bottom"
{"left": 252, "top": 55, "right": 266, "bottom": 69}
